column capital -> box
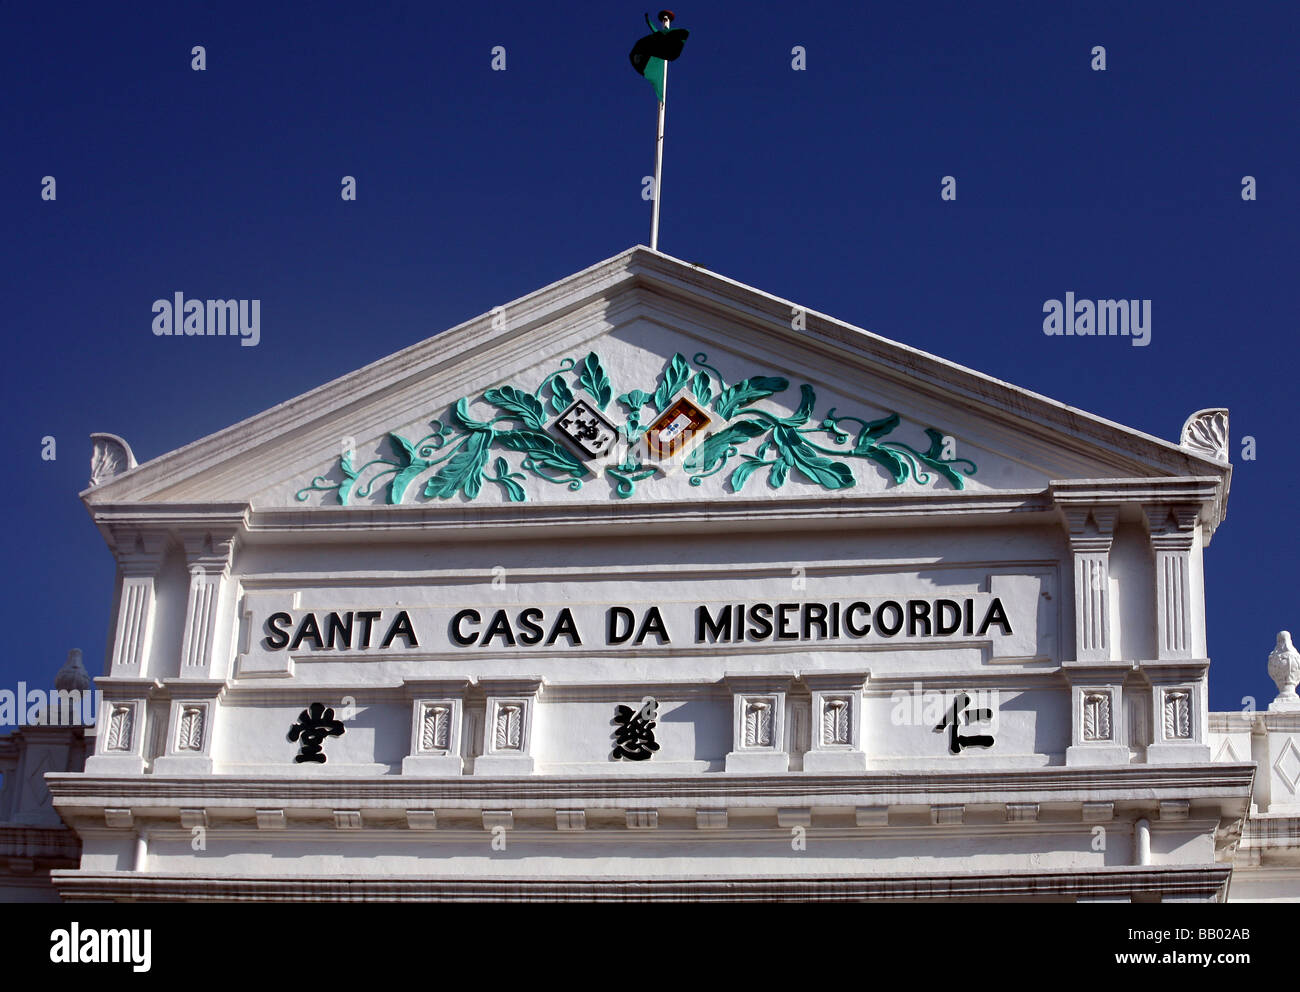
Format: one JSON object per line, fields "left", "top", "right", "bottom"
{"left": 179, "top": 528, "right": 238, "bottom": 575}
{"left": 1058, "top": 504, "right": 1120, "bottom": 549}
{"left": 110, "top": 529, "right": 169, "bottom": 576}
{"left": 1143, "top": 503, "right": 1200, "bottom": 551}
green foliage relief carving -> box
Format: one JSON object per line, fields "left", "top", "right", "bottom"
{"left": 295, "top": 352, "right": 977, "bottom": 504}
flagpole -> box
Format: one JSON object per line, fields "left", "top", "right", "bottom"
{"left": 650, "top": 60, "right": 667, "bottom": 251}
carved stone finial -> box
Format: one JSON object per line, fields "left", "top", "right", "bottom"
{"left": 55, "top": 648, "right": 91, "bottom": 692}
{"left": 1268, "top": 631, "right": 1300, "bottom": 712}
{"left": 1180, "top": 409, "right": 1229, "bottom": 462}
{"left": 88, "top": 433, "right": 138, "bottom": 487}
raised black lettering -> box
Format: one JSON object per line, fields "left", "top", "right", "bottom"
{"left": 482, "top": 610, "right": 516, "bottom": 647}
{"left": 326, "top": 612, "right": 353, "bottom": 649}
{"left": 803, "top": 602, "right": 828, "bottom": 639}
{"left": 381, "top": 610, "right": 418, "bottom": 648}
{"left": 748, "top": 602, "right": 774, "bottom": 640}
{"left": 356, "top": 610, "right": 382, "bottom": 648}
{"left": 264, "top": 612, "right": 292, "bottom": 650}
{"left": 978, "top": 597, "right": 1013, "bottom": 636}
{"left": 875, "top": 601, "right": 903, "bottom": 637}
{"left": 935, "top": 599, "right": 962, "bottom": 636}
{"left": 548, "top": 608, "right": 582, "bottom": 646}
{"left": 518, "top": 607, "right": 545, "bottom": 646}
{"left": 907, "top": 600, "right": 932, "bottom": 637}
{"left": 845, "top": 601, "right": 871, "bottom": 637}
{"left": 289, "top": 613, "right": 324, "bottom": 650}
{"left": 777, "top": 602, "right": 799, "bottom": 640}
{"left": 608, "top": 606, "right": 636, "bottom": 645}
{"left": 697, "top": 604, "right": 733, "bottom": 643}
{"left": 450, "top": 609, "right": 481, "bottom": 647}
{"left": 635, "top": 606, "right": 670, "bottom": 645}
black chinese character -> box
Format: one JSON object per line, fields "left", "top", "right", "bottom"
{"left": 933, "top": 692, "right": 994, "bottom": 754}
{"left": 288, "top": 702, "right": 345, "bottom": 763}
{"left": 612, "top": 697, "right": 660, "bottom": 761}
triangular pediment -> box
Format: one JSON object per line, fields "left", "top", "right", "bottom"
{"left": 83, "top": 247, "right": 1228, "bottom": 516}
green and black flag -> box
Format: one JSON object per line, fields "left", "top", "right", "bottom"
{"left": 629, "top": 10, "right": 689, "bottom": 103}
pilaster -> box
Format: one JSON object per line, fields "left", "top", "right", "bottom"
{"left": 1060, "top": 504, "right": 1119, "bottom": 663}
{"left": 1253, "top": 710, "right": 1300, "bottom": 813}
{"left": 107, "top": 531, "right": 168, "bottom": 678}
{"left": 178, "top": 529, "right": 238, "bottom": 679}
{"left": 1143, "top": 504, "right": 1200, "bottom": 661}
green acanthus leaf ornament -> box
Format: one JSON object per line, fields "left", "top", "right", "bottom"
{"left": 295, "top": 351, "right": 977, "bottom": 505}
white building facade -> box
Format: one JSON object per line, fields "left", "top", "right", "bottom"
{"left": 41, "top": 248, "right": 1274, "bottom": 901}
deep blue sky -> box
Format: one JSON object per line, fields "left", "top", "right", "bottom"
{"left": 2, "top": 1, "right": 1296, "bottom": 712}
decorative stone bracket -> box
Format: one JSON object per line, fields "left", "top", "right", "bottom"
{"left": 474, "top": 678, "right": 544, "bottom": 775}
{"left": 1062, "top": 661, "right": 1133, "bottom": 766}
{"left": 1144, "top": 661, "right": 1210, "bottom": 763}
{"left": 83, "top": 679, "right": 162, "bottom": 775}
{"left": 402, "top": 679, "right": 471, "bottom": 776}
{"left": 724, "top": 675, "right": 794, "bottom": 773}
{"left": 801, "top": 673, "right": 868, "bottom": 773}
{"left": 153, "top": 680, "right": 226, "bottom": 775}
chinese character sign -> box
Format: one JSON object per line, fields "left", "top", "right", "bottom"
{"left": 612, "top": 697, "right": 661, "bottom": 761}
{"left": 288, "top": 702, "right": 346, "bottom": 763}
{"left": 933, "top": 692, "right": 994, "bottom": 754}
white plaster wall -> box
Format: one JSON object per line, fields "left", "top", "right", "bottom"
{"left": 864, "top": 686, "right": 1066, "bottom": 766}
{"left": 133, "top": 825, "right": 1130, "bottom": 878}
{"left": 1150, "top": 824, "right": 1217, "bottom": 865}
{"left": 1110, "top": 518, "right": 1156, "bottom": 662}
{"left": 146, "top": 545, "right": 190, "bottom": 681}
